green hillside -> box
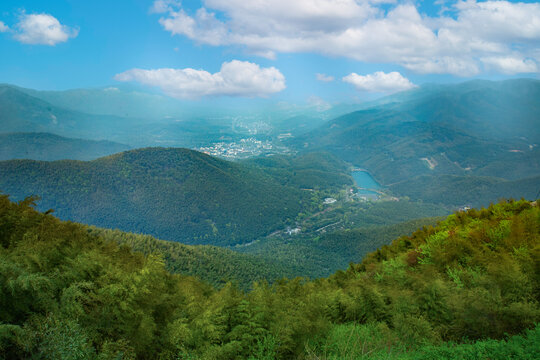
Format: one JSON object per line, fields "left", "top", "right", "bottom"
{"left": 0, "top": 148, "right": 352, "bottom": 246}
{"left": 0, "top": 194, "right": 537, "bottom": 359}
{"left": 390, "top": 174, "right": 540, "bottom": 207}
{"left": 294, "top": 79, "right": 540, "bottom": 205}
{"left": 238, "top": 217, "right": 442, "bottom": 279}
{"left": 236, "top": 200, "right": 449, "bottom": 278}
{"left": 243, "top": 151, "right": 353, "bottom": 190}
{"left": 0, "top": 132, "right": 130, "bottom": 161}
{"left": 87, "top": 226, "right": 297, "bottom": 290}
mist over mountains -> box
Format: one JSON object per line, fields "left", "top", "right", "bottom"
{"left": 1, "top": 79, "right": 538, "bottom": 210}
{"left": 0, "top": 132, "right": 130, "bottom": 161}
{"left": 294, "top": 79, "right": 540, "bottom": 206}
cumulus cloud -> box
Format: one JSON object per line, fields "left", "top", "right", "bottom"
{"left": 481, "top": 56, "right": 538, "bottom": 74}
{"left": 316, "top": 73, "right": 335, "bottom": 82}
{"left": 114, "top": 60, "right": 286, "bottom": 98}
{"left": 14, "top": 13, "right": 78, "bottom": 45}
{"left": 0, "top": 21, "right": 9, "bottom": 33}
{"left": 150, "top": 0, "right": 181, "bottom": 14}
{"left": 152, "top": 0, "right": 540, "bottom": 76}
{"left": 343, "top": 71, "right": 416, "bottom": 93}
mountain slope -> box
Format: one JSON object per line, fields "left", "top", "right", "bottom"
{"left": 87, "top": 226, "right": 298, "bottom": 290}
{"left": 0, "top": 132, "right": 130, "bottom": 161}
{"left": 296, "top": 80, "right": 540, "bottom": 182}
{"left": 237, "top": 216, "right": 443, "bottom": 278}
{"left": 389, "top": 174, "right": 540, "bottom": 207}
{"left": 0, "top": 148, "right": 351, "bottom": 245}
{"left": 0, "top": 85, "right": 145, "bottom": 144}
{"left": 242, "top": 151, "right": 353, "bottom": 190}
{"left": 14, "top": 84, "right": 187, "bottom": 119}
{"left": 0, "top": 84, "right": 273, "bottom": 148}
{"left": 293, "top": 79, "right": 540, "bottom": 205}
{"left": 1, "top": 194, "right": 537, "bottom": 359}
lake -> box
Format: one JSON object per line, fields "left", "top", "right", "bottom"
{"left": 351, "top": 171, "right": 381, "bottom": 196}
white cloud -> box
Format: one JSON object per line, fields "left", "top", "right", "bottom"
{"left": 150, "top": 0, "right": 181, "bottom": 14}
{"left": 0, "top": 21, "right": 9, "bottom": 33}
{"left": 14, "top": 13, "right": 78, "bottom": 45}
{"left": 153, "top": 0, "right": 540, "bottom": 76}
{"left": 316, "top": 73, "right": 335, "bottom": 82}
{"left": 307, "top": 95, "right": 332, "bottom": 111}
{"left": 159, "top": 7, "right": 228, "bottom": 46}
{"left": 114, "top": 60, "right": 286, "bottom": 98}
{"left": 343, "top": 71, "right": 416, "bottom": 93}
{"left": 481, "top": 56, "right": 538, "bottom": 74}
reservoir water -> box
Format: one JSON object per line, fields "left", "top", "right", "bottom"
{"left": 351, "top": 171, "right": 381, "bottom": 196}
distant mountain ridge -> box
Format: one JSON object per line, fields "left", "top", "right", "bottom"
{"left": 0, "top": 84, "right": 340, "bottom": 148}
{"left": 11, "top": 83, "right": 188, "bottom": 119}
{"left": 294, "top": 79, "right": 540, "bottom": 205}
{"left": 0, "top": 84, "right": 148, "bottom": 145}
{"left": 0, "top": 85, "right": 246, "bottom": 148}
{"left": 0, "top": 132, "right": 130, "bottom": 161}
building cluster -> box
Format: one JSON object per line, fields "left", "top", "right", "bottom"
{"left": 198, "top": 138, "right": 275, "bottom": 159}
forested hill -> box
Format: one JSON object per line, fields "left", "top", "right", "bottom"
{"left": 0, "top": 132, "right": 130, "bottom": 161}
{"left": 242, "top": 151, "right": 352, "bottom": 190}
{"left": 0, "top": 148, "right": 352, "bottom": 246}
{"left": 86, "top": 226, "right": 298, "bottom": 290}
{"left": 0, "top": 194, "right": 537, "bottom": 359}
{"left": 293, "top": 79, "right": 540, "bottom": 206}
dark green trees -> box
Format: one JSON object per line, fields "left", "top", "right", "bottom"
{"left": 0, "top": 195, "right": 538, "bottom": 359}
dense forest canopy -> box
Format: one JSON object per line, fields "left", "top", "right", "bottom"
{"left": 0, "top": 195, "right": 537, "bottom": 359}
{"left": 0, "top": 149, "right": 353, "bottom": 246}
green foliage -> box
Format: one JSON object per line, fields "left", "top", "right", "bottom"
{"left": 239, "top": 213, "right": 443, "bottom": 279}
{"left": 308, "top": 323, "right": 540, "bottom": 360}
{"left": 0, "top": 148, "right": 353, "bottom": 246}
{"left": 0, "top": 196, "right": 537, "bottom": 359}
{"left": 389, "top": 174, "right": 540, "bottom": 208}
{"left": 243, "top": 151, "right": 353, "bottom": 191}
{"left": 87, "top": 227, "right": 298, "bottom": 290}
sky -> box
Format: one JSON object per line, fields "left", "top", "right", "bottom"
{"left": 0, "top": 0, "right": 539, "bottom": 104}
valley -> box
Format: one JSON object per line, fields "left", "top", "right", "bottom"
{"left": 2, "top": 1, "right": 539, "bottom": 358}
{"left": 0, "top": 78, "right": 538, "bottom": 360}
{"left": 1, "top": 79, "right": 538, "bottom": 278}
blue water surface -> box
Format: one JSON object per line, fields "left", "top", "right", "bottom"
{"left": 351, "top": 171, "right": 381, "bottom": 195}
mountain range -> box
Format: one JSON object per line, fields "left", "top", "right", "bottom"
{"left": 1, "top": 79, "right": 538, "bottom": 246}
{"left": 0, "top": 132, "right": 130, "bottom": 161}
{"left": 0, "top": 78, "right": 538, "bottom": 358}
{"left": 293, "top": 79, "right": 540, "bottom": 206}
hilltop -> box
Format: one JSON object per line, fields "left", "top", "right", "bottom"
{"left": 0, "top": 148, "right": 352, "bottom": 246}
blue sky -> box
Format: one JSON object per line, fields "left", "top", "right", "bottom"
{"left": 0, "top": 0, "right": 539, "bottom": 104}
